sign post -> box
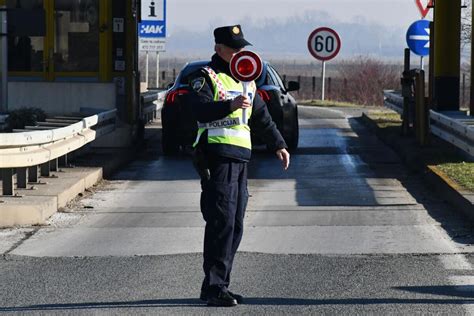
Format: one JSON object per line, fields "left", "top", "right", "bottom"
{"left": 406, "top": 19, "right": 430, "bottom": 69}
{"left": 0, "top": 3, "right": 7, "bottom": 113}
{"left": 307, "top": 27, "right": 341, "bottom": 101}
{"left": 230, "top": 51, "right": 263, "bottom": 124}
{"left": 139, "top": 0, "right": 166, "bottom": 89}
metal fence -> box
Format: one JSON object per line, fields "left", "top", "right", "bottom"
{"left": 0, "top": 89, "right": 167, "bottom": 197}
{"left": 0, "top": 109, "right": 116, "bottom": 196}
{"left": 384, "top": 90, "right": 474, "bottom": 157}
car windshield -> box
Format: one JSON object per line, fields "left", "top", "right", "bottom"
{"left": 179, "top": 63, "right": 208, "bottom": 84}
{"left": 177, "top": 61, "right": 270, "bottom": 88}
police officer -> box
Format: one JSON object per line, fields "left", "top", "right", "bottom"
{"left": 189, "top": 25, "right": 290, "bottom": 307}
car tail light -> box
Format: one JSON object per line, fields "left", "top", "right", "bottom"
{"left": 165, "top": 89, "right": 189, "bottom": 104}
{"left": 257, "top": 89, "right": 271, "bottom": 102}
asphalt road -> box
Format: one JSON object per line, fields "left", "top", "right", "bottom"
{"left": 1, "top": 106, "right": 473, "bottom": 315}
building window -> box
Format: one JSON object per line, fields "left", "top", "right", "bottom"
{"left": 7, "top": 0, "right": 45, "bottom": 72}
{"left": 54, "top": 0, "right": 99, "bottom": 72}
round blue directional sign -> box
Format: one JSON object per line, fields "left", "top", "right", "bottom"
{"left": 406, "top": 20, "right": 430, "bottom": 56}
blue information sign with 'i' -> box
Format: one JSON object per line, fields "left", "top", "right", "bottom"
{"left": 140, "top": 0, "right": 166, "bottom": 38}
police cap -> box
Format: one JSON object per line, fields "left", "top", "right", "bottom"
{"left": 214, "top": 25, "right": 252, "bottom": 49}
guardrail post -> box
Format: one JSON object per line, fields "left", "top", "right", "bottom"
{"left": 1, "top": 168, "right": 14, "bottom": 196}
{"left": 40, "top": 162, "right": 50, "bottom": 177}
{"left": 17, "top": 168, "right": 27, "bottom": 189}
{"left": 415, "top": 70, "right": 429, "bottom": 146}
{"left": 59, "top": 154, "right": 68, "bottom": 167}
{"left": 28, "top": 166, "right": 38, "bottom": 183}
{"left": 50, "top": 158, "right": 58, "bottom": 172}
{"left": 401, "top": 48, "right": 412, "bottom": 136}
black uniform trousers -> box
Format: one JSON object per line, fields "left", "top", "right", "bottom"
{"left": 200, "top": 153, "right": 248, "bottom": 296}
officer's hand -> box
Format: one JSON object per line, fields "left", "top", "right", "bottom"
{"left": 276, "top": 148, "right": 290, "bottom": 171}
{"left": 230, "top": 95, "right": 251, "bottom": 111}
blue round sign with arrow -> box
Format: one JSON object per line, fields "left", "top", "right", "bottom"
{"left": 406, "top": 20, "right": 430, "bottom": 56}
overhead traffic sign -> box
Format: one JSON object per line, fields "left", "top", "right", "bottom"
{"left": 415, "top": 0, "right": 433, "bottom": 19}
{"left": 406, "top": 20, "right": 430, "bottom": 56}
{"left": 307, "top": 27, "right": 341, "bottom": 61}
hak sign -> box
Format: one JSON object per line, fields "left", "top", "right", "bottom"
{"left": 140, "top": 0, "right": 166, "bottom": 38}
{"left": 139, "top": 0, "right": 166, "bottom": 52}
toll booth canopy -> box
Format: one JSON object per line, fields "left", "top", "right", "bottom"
{"left": 5, "top": 0, "right": 139, "bottom": 124}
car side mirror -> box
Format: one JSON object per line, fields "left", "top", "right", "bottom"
{"left": 287, "top": 81, "right": 300, "bottom": 92}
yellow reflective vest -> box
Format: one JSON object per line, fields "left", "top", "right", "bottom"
{"left": 193, "top": 66, "right": 257, "bottom": 150}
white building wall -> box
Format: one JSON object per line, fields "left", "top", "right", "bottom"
{"left": 8, "top": 82, "right": 116, "bottom": 115}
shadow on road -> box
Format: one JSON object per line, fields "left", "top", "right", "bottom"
{"left": 106, "top": 110, "right": 473, "bottom": 246}
{"left": 396, "top": 285, "right": 474, "bottom": 298}
{"left": 347, "top": 117, "right": 474, "bottom": 247}
{"left": 2, "top": 295, "right": 474, "bottom": 312}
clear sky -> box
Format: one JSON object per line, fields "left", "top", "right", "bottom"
{"left": 167, "top": 0, "right": 432, "bottom": 33}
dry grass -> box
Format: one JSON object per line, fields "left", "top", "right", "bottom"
{"left": 337, "top": 57, "right": 401, "bottom": 106}
{"left": 367, "top": 110, "right": 402, "bottom": 128}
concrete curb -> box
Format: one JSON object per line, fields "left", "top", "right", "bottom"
{"left": 0, "top": 124, "right": 161, "bottom": 228}
{"left": 0, "top": 167, "right": 102, "bottom": 228}
{"left": 425, "top": 165, "right": 474, "bottom": 220}
{"left": 0, "top": 168, "right": 102, "bottom": 227}
{"left": 359, "top": 113, "right": 473, "bottom": 217}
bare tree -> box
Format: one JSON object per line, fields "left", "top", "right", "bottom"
{"left": 337, "top": 57, "right": 400, "bottom": 106}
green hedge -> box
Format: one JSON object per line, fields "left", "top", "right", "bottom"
{"left": 6, "top": 108, "right": 46, "bottom": 131}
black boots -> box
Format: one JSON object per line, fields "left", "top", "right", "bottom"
{"left": 201, "top": 288, "right": 244, "bottom": 307}
{"left": 206, "top": 290, "right": 238, "bottom": 307}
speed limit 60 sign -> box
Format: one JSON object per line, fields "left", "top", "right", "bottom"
{"left": 307, "top": 27, "right": 341, "bottom": 61}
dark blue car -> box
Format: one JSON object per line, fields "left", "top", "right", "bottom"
{"left": 161, "top": 60, "right": 300, "bottom": 154}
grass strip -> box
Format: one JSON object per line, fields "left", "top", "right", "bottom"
{"left": 365, "top": 109, "right": 474, "bottom": 193}
{"left": 436, "top": 162, "right": 474, "bottom": 192}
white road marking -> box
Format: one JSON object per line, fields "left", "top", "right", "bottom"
{"left": 440, "top": 254, "right": 473, "bottom": 270}
{"left": 440, "top": 253, "right": 474, "bottom": 314}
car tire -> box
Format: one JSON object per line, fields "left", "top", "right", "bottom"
{"left": 162, "top": 128, "right": 179, "bottom": 155}
{"left": 286, "top": 109, "right": 299, "bottom": 150}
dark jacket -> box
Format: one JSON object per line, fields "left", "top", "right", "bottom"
{"left": 188, "top": 53, "right": 287, "bottom": 162}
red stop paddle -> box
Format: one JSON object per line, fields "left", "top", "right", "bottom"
{"left": 229, "top": 51, "right": 263, "bottom": 124}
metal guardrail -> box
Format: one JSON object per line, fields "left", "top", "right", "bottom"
{"left": 1, "top": 89, "right": 166, "bottom": 196}
{"left": 141, "top": 90, "right": 166, "bottom": 123}
{"left": 0, "top": 109, "right": 117, "bottom": 196}
{"left": 384, "top": 90, "right": 474, "bottom": 157}
{"left": 430, "top": 110, "right": 474, "bottom": 156}
{"left": 383, "top": 90, "right": 403, "bottom": 115}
